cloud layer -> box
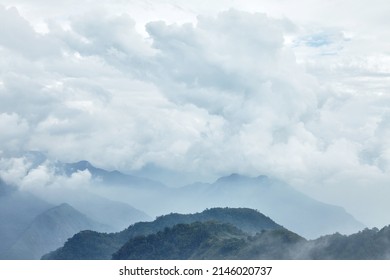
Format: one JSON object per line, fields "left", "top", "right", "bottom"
{"left": 1, "top": 2, "right": 390, "bottom": 227}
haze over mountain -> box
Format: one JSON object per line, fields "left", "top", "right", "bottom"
{"left": 112, "top": 222, "right": 390, "bottom": 260}
{"left": 112, "top": 222, "right": 304, "bottom": 260}
{"left": 63, "top": 160, "right": 167, "bottom": 190}
{"left": 1, "top": 0, "right": 390, "bottom": 263}
{"left": 1, "top": 154, "right": 363, "bottom": 241}
{"left": 0, "top": 180, "right": 52, "bottom": 255}
{"left": 0, "top": 158, "right": 152, "bottom": 259}
{"left": 174, "top": 174, "right": 364, "bottom": 238}
{"left": 43, "top": 207, "right": 390, "bottom": 260}
{"left": 0, "top": 203, "right": 109, "bottom": 260}
{"left": 1, "top": 0, "right": 390, "bottom": 238}
{"left": 82, "top": 163, "right": 363, "bottom": 238}
{"left": 43, "top": 189, "right": 151, "bottom": 232}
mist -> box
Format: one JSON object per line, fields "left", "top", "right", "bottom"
{"left": 1, "top": 0, "right": 390, "bottom": 260}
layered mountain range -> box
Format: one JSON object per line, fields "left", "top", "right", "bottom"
{"left": 43, "top": 207, "right": 282, "bottom": 260}
{"left": 68, "top": 161, "right": 363, "bottom": 238}
{"left": 44, "top": 207, "right": 390, "bottom": 260}
{"left": 0, "top": 175, "right": 149, "bottom": 259}
{"left": 0, "top": 157, "right": 369, "bottom": 259}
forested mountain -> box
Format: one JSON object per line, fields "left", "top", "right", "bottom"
{"left": 301, "top": 226, "right": 390, "bottom": 259}
{"left": 112, "top": 222, "right": 304, "bottom": 260}
{"left": 43, "top": 206, "right": 390, "bottom": 260}
{"left": 113, "top": 223, "right": 390, "bottom": 260}
{"left": 0, "top": 158, "right": 368, "bottom": 260}
{"left": 42, "top": 207, "right": 282, "bottom": 260}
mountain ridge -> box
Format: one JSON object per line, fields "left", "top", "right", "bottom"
{"left": 111, "top": 221, "right": 390, "bottom": 260}
{"left": 1, "top": 203, "right": 110, "bottom": 260}
{"left": 42, "top": 207, "right": 283, "bottom": 260}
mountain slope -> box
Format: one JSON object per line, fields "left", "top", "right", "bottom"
{"left": 57, "top": 161, "right": 364, "bottom": 239}
{"left": 59, "top": 191, "right": 151, "bottom": 231}
{"left": 1, "top": 203, "right": 110, "bottom": 260}
{"left": 172, "top": 174, "right": 364, "bottom": 238}
{"left": 42, "top": 207, "right": 283, "bottom": 260}
{"left": 112, "top": 222, "right": 247, "bottom": 260}
{"left": 112, "top": 222, "right": 390, "bottom": 260}
{"left": 301, "top": 226, "right": 390, "bottom": 259}
{"left": 0, "top": 181, "right": 52, "bottom": 256}
{"left": 29, "top": 184, "right": 151, "bottom": 232}
{"left": 42, "top": 206, "right": 390, "bottom": 260}
{"left": 112, "top": 222, "right": 305, "bottom": 260}
{"left": 63, "top": 160, "right": 166, "bottom": 189}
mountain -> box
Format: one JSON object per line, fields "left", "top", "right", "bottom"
{"left": 42, "top": 207, "right": 283, "bottom": 260}
{"left": 0, "top": 177, "right": 150, "bottom": 259}
{"left": 170, "top": 174, "right": 364, "bottom": 238}
{"left": 63, "top": 160, "right": 166, "bottom": 189}
{"left": 59, "top": 160, "right": 169, "bottom": 220}
{"left": 0, "top": 158, "right": 151, "bottom": 259}
{"left": 112, "top": 222, "right": 304, "bottom": 260}
{"left": 57, "top": 190, "right": 152, "bottom": 232}
{"left": 25, "top": 181, "right": 152, "bottom": 232}
{"left": 0, "top": 182, "right": 52, "bottom": 255}
{"left": 41, "top": 159, "right": 364, "bottom": 239}
{"left": 113, "top": 222, "right": 248, "bottom": 260}
{"left": 0, "top": 203, "right": 110, "bottom": 260}
{"left": 112, "top": 223, "right": 390, "bottom": 260}
{"left": 41, "top": 206, "right": 390, "bottom": 260}
{"left": 2, "top": 154, "right": 364, "bottom": 241}
{"left": 300, "top": 226, "right": 390, "bottom": 259}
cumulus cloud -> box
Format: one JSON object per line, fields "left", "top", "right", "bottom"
{"left": 0, "top": 156, "right": 31, "bottom": 186}
{"left": 1, "top": 2, "right": 390, "bottom": 227}
{"left": 0, "top": 5, "right": 60, "bottom": 58}
{"left": 0, "top": 113, "right": 29, "bottom": 152}
{"left": 0, "top": 154, "right": 92, "bottom": 194}
{"left": 144, "top": 10, "right": 316, "bottom": 117}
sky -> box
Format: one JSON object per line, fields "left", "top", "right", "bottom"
{"left": 1, "top": 0, "right": 390, "bottom": 227}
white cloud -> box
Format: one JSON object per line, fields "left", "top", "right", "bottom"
{"left": 0, "top": 2, "right": 390, "bottom": 227}
{"left": 20, "top": 164, "right": 52, "bottom": 190}
{"left": 0, "top": 156, "right": 31, "bottom": 186}
{"left": 0, "top": 154, "right": 93, "bottom": 194}
{"left": 0, "top": 113, "right": 29, "bottom": 152}
{"left": 0, "top": 5, "right": 60, "bottom": 58}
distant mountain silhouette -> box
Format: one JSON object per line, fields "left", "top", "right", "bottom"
{"left": 0, "top": 155, "right": 368, "bottom": 259}
{"left": 171, "top": 174, "right": 364, "bottom": 238}
{"left": 0, "top": 184, "right": 52, "bottom": 256}
{"left": 63, "top": 160, "right": 167, "bottom": 189}
{"left": 74, "top": 167, "right": 363, "bottom": 238}
{"left": 53, "top": 190, "right": 151, "bottom": 232}
{"left": 38, "top": 158, "right": 365, "bottom": 238}
{"left": 1, "top": 203, "right": 110, "bottom": 259}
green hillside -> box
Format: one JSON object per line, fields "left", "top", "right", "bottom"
{"left": 42, "top": 207, "right": 282, "bottom": 260}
